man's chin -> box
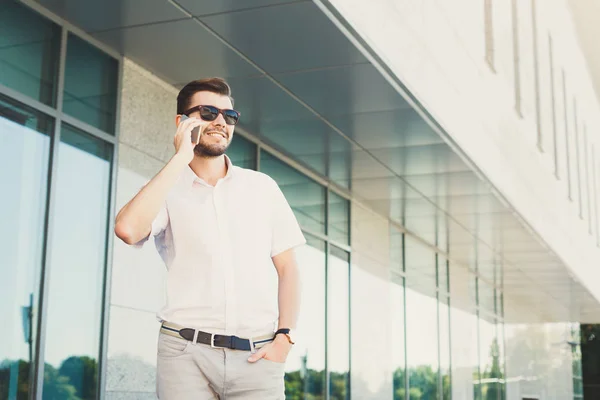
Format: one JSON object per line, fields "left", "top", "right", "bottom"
{"left": 194, "top": 144, "right": 228, "bottom": 158}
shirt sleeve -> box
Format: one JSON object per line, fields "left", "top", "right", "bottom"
{"left": 270, "top": 179, "right": 306, "bottom": 257}
{"left": 133, "top": 202, "right": 169, "bottom": 248}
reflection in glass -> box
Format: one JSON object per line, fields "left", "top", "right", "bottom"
{"left": 227, "top": 135, "right": 256, "bottom": 170}
{"left": 260, "top": 150, "right": 326, "bottom": 234}
{"left": 391, "top": 276, "right": 406, "bottom": 400}
{"left": 328, "top": 247, "right": 350, "bottom": 400}
{"left": 478, "top": 316, "right": 501, "bottom": 400}
{"left": 451, "top": 306, "right": 479, "bottom": 400}
{"left": 0, "top": 2, "right": 60, "bottom": 106}
{"left": 571, "top": 324, "right": 583, "bottom": 399}
{"left": 0, "top": 95, "right": 53, "bottom": 399}
{"left": 63, "top": 34, "right": 118, "bottom": 134}
{"left": 406, "top": 288, "right": 439, "bottom": 400}
{"left": 285, "top": 235, "right": 326, "bottom": 399}
{"left": 497, "top": 318, "right": 506, "bottom": 400}
{"left": 405, "top": 236, "right": 438, "bottom": 399}
{"left": 328, "top": 191, "right": 349, "bottom": 245}
{"left": 43, "top": 124, "right": 112, "bottom": 399}
{"left": 405, "top": 236, "right": 436, "bottom": 298}
{"left": 439, "top": 296, "right": 451, "bottom": 400}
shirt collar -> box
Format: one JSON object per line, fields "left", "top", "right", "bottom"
{"left": 183, "top": 155, "right": 234, "bottom": 187}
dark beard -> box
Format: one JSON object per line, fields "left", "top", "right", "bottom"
{"left": 193, "top": 141, "right": 229, "bottom": 157}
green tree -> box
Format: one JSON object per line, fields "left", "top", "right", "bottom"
{"left": 482, "top": 338, "right": 502, "bottom": 400}
{"left": 393, "top": 367, "right": 407, "bottom": 400}
{"left": 42, "top": 363, "right": 79, "bottom": 400}
{"left": 408, "top": 366, "right": 438, "bottom": 399}
{"left": 58, "top": 356, "right": 97, "bottom": 400}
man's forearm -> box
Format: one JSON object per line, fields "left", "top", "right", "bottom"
{"left": 114, "top": 153, "right": 188, "bottom": 244}
{"left": 276, "top": 259, "right": 300, "bottom": 330}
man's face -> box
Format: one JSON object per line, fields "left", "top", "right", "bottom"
{"left": 186, "top": 91, "right": 236, "bottom": 158}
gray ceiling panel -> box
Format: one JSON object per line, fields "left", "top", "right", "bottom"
{"left": 174, "top": 0, "right": 306, "bottom": 17}
{"left": 328, "top": 109, "right": 445, "bottom": 150}
{"left": 273, "top": 63, "right": 410, "bottom": 118}
{"left": 199, "top": 1, "right": 366, "bottom": 73}
{"left": 34, "top": 0, "right": 187, "bottom": 32}
{"left": 91, "top": 19, "right": 259, "bottom": 83}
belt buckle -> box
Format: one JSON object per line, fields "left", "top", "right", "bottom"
{"left": 210, "top": 333, "right": 216, "bottom": 348}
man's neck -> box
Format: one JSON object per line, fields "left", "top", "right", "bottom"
{"left": 189, "top": 154, "right": 228, "bottom": 186}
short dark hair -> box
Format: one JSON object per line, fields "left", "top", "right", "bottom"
{"left": 176, "top": 77, "right": 234, "bottom": 114}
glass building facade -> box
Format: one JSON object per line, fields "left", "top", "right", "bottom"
{"left": 0, "top": 1, "right": 585, "bottom": 400}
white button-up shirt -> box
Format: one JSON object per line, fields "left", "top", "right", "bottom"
{"left": 138, "top": 156, "right": 306, "bottom": 337}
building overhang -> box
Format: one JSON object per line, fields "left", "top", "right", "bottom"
{"left": 26, "top": 0, "right": 600, "bottom": 323}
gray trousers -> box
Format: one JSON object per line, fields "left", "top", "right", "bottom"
{"left": 156, "top": 332, "right": 285, "bottom": 399}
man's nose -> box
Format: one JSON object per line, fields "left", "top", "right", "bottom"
{"left": 214, "top": 112, "right": 227, "bottom": 126}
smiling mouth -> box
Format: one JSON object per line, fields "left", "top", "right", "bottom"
{"left": 206, "top": 131, "right": 227, "bottom": 139}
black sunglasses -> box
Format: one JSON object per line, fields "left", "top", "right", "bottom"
{"left": 183, "top": 105, "right": 241, "bottom": 126}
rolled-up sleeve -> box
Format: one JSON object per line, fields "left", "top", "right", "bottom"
{"left": 133, "top": 202, "right": 169, "bottom": 248}
{"left": 269, "top": 180, "right": 306, "bottom": 257}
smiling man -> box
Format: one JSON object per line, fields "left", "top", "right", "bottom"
{"left": 114, "top": 78, "right": 305, "bottom": 399}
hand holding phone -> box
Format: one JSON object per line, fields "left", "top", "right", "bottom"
{"left": 180, "top": 114, "right": 202, "bottom": 144}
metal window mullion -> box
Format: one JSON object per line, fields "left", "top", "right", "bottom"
{"left": 402, "top": 234, "right": 409, "bottom": 398}
{"left": 34, "top": 25, "right": 68, "bottom": 400}
{"left": 475, "top": 277, "right": 482, "bottom": 400}
{"left": 447, "top": 294, "right": 453, "bottom": 400}
{"left": 325, "top": 241, "right": 330, "bottom": 400}
{"left": 61, "top": 113, "right": 119, "bottom": 145}
{"left": 0, "top": 83, "right": 60, "bottom": 118}
{"left": 436, "top": 275, "right": 443, "bottom": 400}
{"left": 98, "top": 53, "right": 123, "bottom": 400}
{"left": 347, "top": 251, "right": 352, "bottom": 400}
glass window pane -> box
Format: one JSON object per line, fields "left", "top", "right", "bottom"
{"left": 328, "top": 191, "right": 349, "bottom": 245}
{"left": 0, "top": 94, "right": 53, "bottom": 399}
{"left": 328, "top": 246, "right": 350, "bottom": 400}
{"left": 43, "top": 124, "right": 112, "bottom": 399}
{"left": 390, "top": 227, "right": 404, "bottom": 274}
{"left": 227, "top": 135, "right": 256, "bottom": 170}
{"left": 260, "top": 150, "right": 326, "bottom": 234}
{"left": 405, "top": 238, "right": 439, "bottom": 399}
{"left": 63, "top": 33, "right": 118, "bottom": 134}
{"left": 391, "top": 277, "right": 406, "bottom": 400}
{"left": 0, "top": 1, "right": 60, "bottom": 106}
{"left": 285, "top": 234, "right": 326, "bottom": 399}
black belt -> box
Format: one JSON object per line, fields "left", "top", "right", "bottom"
{"left": 162, "top": 324, "right": 274, "bottom": 351}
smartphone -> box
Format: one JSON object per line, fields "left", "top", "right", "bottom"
{"left": 180, "top": 114, "right": 201, "bottom": 143}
